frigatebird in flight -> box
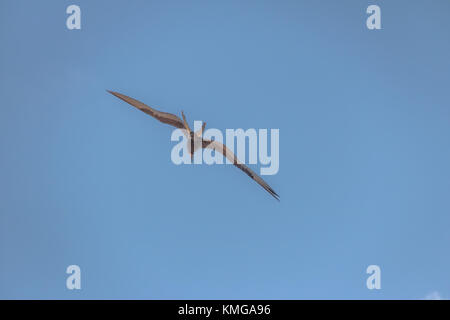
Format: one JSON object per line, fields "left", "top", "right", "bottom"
{"left": 107, "top": 90, "right": 279, "bottom": 201}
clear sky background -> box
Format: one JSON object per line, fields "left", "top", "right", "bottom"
{"left": 1, "top": 0, "right": 449, "bottom": 299}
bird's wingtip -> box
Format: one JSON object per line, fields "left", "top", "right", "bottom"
{"left": 269, "top": 188, "right": 280, "bottom": 202}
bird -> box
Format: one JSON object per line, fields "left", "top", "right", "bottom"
{"left": 107, "top": 90, "right": 280, "bottom": 201}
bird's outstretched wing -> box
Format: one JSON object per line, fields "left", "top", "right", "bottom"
{"left": 107, "top": 90, "right": 185, "bottom": 129}
{"left": 202, "top": 139, "right": 280, "bottom": 201}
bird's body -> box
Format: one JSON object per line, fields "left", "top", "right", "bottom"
{"left": 107, "top": 90, "right": 279, "bottom": 201}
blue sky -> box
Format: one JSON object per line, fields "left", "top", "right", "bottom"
{"left": 1, "top": 0, "right": 449, "bottom": 299}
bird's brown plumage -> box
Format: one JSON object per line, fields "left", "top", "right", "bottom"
{"left": 107, "top": 90, "right": 185, "bottom": 129}
{"left": 108, "top": 90, "right": 279, "bottom": 201}
{"left": 202, "top": 139, "right": 279, "bottom": 201}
